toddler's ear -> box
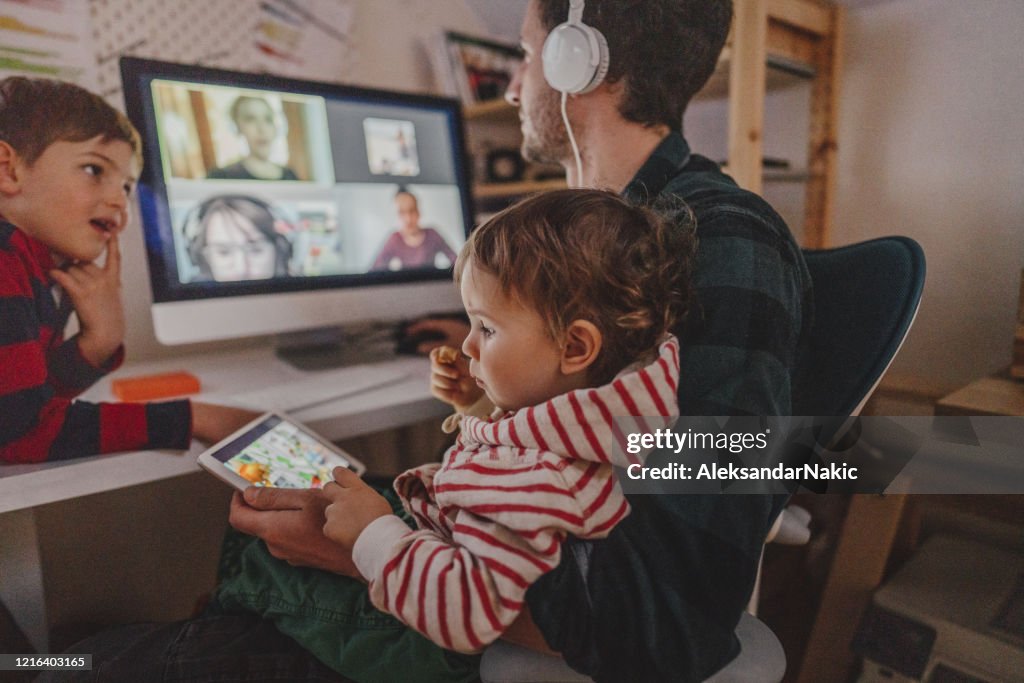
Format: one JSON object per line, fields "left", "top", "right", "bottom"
{"left": 560, "top": 320, "right": 602, "bottom": 377}
{"left": 0, "top": 142, "right": 23, "bottom": 195}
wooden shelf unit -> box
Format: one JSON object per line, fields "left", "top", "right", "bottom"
{"left": 473, "top": 178, "right": 566, "bottom": 200}
{"left": 727, "top": 0, "right": 844, "bottom": 249}
{"left": 463, "top": 98, "right": 519, "bottom": 123}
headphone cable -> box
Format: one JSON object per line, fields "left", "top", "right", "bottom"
{"left": 561, "top": 90, "right": 584, "bottom": 186}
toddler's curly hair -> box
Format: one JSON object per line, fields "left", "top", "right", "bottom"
{"left": 456, "top": 188, "right": 696, "bottom": 384}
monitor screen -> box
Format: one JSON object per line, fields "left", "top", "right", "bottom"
{"left": 120, "top": 57, "right": 472, "bottom": 345}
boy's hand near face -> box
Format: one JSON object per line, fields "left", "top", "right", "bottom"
{"left": 50, "top": 234, "right": 124, "bottom": 367}
{"left": 322, "top": 466, "right": 393, "bottom": 550}
{"left": 429, "top": 345, "right": 484, "bottom": 412}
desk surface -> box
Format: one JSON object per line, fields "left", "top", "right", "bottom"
{"left": 0, "top": 347, "right": 447, "bottom": 514}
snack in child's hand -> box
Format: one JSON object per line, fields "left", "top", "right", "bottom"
{"left": 436, "top": 345, "right": 461, "bottom": 365}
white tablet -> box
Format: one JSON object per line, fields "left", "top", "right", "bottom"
{"left": 197, "top": 412, "right": 365, "bottom": 491}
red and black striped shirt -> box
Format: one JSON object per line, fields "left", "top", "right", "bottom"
{"left": 0, "top": 222, "right": 191, "bottom": 463}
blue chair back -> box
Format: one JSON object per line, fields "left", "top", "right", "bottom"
{"left": 792, "top": 236, "right": 926, "bottom": 417}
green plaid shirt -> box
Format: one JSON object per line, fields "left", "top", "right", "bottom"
{"left": 526, "top": 132, "right": 812, "bottom": 682}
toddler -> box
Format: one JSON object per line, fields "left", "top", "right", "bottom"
{"left": 323, "top": 188, "right": 695, "bottom": 652}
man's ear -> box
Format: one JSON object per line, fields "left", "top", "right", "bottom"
{"left": 560, "top": 319, "right": 602, "bottom": 377}
{"left": 592, "top": 76, "right": 626, "bottom": 107}
{"left": 0, "top": 141, "right": 24, "bottom": 196}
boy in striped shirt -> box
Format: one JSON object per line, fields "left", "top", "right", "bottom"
{"left": 320, "top": 189, "right": 694, "bottom": 656}
{"left": 0, "top": 77, "right": 259, "bottom": 462}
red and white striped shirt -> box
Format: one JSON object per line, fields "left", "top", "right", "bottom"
{"left": 352, "top": 337, "right": 680, "bottom": 653}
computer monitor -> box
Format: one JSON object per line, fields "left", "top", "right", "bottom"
{"left": 120, "top": 57, "right": 473, "bottom": 357}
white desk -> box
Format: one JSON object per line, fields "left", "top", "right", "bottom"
{"left": 0, "top": 345, "right": 449, "bottom": 652}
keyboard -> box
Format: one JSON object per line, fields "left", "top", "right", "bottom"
{"left": 229, "top": 364, "right": 410, "bottom": 412}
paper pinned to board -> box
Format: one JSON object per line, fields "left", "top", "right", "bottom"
{"left": 0, "top": 0, "right": 97, "bottom": 90}
{"left": 0, "top": 0, "right": 355, "bottom": 104}
{"left": 251, "top": 0, "right": 355, "bottom": 81}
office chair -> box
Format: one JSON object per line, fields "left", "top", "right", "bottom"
{"left": 792, "top": 236, "right": 926, "bottom": 418}
{"left": 479, "top": 237, "right": 927, "bottom": 683}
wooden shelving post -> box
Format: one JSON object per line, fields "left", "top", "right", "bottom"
{"left": 728, "top": 0, "right": 769, "bottom": 195}
{"left": 804, "top": 4, "right": 845, "bottom": 249}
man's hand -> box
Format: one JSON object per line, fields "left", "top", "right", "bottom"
{"left": 50, "top": 235, "right": 124, "bottom": 366}
{"left": 229, "top": 486, "right": 360, "bottom": 577}
{"left": 403, "top": 317, "right": 470, "bottom": 354}
{"left": 502, "top": 607, "right": 559, "bottom": 656}
{"left": 191, "top": 401, "right": 261, "bottom": 443}
{"left": 322, "top": 467, "right": 393, "bottom": 550}
{"left": 430, "top": 346, "right": 484, "bottom": 411}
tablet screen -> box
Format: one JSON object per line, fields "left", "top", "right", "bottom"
{"left": 205, "top": 414, "right": 358, "bottom": 488}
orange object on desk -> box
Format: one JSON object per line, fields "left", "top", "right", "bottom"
{"left": 111, "top": 371, "right": 201, "bottom": 402}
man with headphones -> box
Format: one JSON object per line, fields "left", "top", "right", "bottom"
{"left": 410, "top": 1, "right": 811, "bottom": 680}
{"left": 55, "top": 2, "right": 809, "bottom": 681}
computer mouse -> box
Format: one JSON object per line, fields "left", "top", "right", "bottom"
{"left": 395, "top": 328, "right": 448, "bottom": 355}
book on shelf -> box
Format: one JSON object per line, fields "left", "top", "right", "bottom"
{"left": 431, "top": 30, "right": 522, "bottom": 107}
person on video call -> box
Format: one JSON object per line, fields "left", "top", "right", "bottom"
{"left": 183, "top": 195, "right": 292, "bottom": 282}
{"left": 370, "top": 186, "right": 457, "bottom": 271}
{"left": 207, "top": 95, "right": 300, "bottom": 181}
{"left": 47, "top": 1, "right": 810, "bottom": 681}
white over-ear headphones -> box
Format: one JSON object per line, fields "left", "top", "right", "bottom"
{"left": 541, "top": 0, "right": 609, "bottom": 95}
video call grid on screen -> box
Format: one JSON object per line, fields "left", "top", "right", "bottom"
{"left": 121, "top": 59, "right": 473, "bottom": 303}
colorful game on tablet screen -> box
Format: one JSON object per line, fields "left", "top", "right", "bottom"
{"left": 221, "top": 417, "right": 341, "bottom": 488}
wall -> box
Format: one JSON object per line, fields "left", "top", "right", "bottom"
{"left": 471, "top": 0, "right": 527, "bottom": 42}
{"left": 345, "top": 0, "right": 487, "bottom": 93}
{"left": 120, "top": 0, "right": 488, "bottom": 360}
{"left": 832, "top": 0, "right": 1024, "bottom": 394}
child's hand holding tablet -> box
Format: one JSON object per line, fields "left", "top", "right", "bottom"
{"left": 321, "top": 466, "right": 394, "bottom": 549}
{"left": 197, "top": 412, "right": 365, "bottom": 491}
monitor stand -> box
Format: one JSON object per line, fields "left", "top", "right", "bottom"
{"left": 272, "top": 322, "right": 399, "bottom": 370}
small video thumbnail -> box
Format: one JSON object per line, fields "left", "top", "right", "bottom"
{"left": 363, "top": 117, "right": 420, "bottom": 177}
{"left": 172, "top": 194, "right": 343, "bottom": 284}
